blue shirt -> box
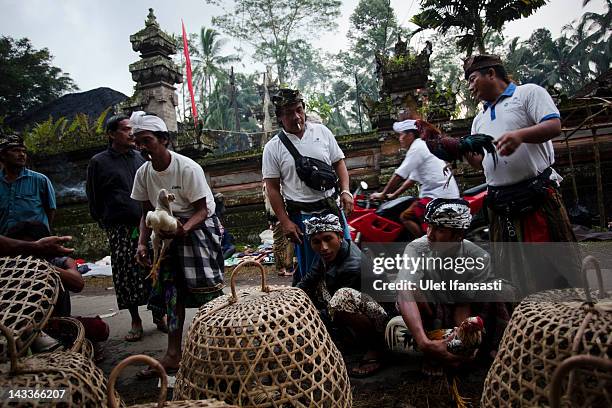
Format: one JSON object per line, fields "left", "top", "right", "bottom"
{"left": 0, "top": 168, "right": 56, "bottom": 234}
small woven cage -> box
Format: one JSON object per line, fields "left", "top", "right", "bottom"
{"left": 108, "top": 355, "right": 237, "bottom": 408}
{"left": 0, "top": 323, "right": 123, "bottom": 407}
{"left": 481, "top": 256, "right": 612, "bottom": 407}
{"left": 174, "top": 261, "right": 352, "bottom": 407}
{"left": 0, "top": 256, "right": 61, "bottom": 358}
{"left": 45, "top": 317, "right": 85, "bottom": 353}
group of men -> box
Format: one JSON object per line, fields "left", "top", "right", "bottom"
{"left": 261, "top": 54, "right": 578, "bottom": 376}
{"left": 1, "top": 53, "right": 578, "bottom": 377}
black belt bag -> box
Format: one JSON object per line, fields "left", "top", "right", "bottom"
{"left": 278, "top": 131, "right": 339, "bottom": 192}
{"left": 487, "top": 167, "right": 553, "bottom": 216}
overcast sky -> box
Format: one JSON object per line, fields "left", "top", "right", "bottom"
{"left": 0, "top": 0, "right": 607, "bottom": 96}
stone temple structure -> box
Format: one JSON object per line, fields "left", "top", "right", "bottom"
{"left": 122, "top": 8, "right": 182, "bottom": 132}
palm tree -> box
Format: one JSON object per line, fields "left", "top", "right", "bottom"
{"left": 192, "top": 27, "right": 239, "bottom": 117}
{"left": 577, "top": 0, "right": 611, "bottom": 77}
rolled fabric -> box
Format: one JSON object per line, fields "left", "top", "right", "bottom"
{"left": 129, "top": 111, "right": 168, "bottom": 134}
{"left": 392, "top": 119, "right": 418, "bottom": 133}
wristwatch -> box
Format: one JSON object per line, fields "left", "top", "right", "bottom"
{"left": 340, "top": 190, "right": 353, "bottom": 200}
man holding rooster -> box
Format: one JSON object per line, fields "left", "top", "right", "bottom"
{"left": 387, "top": 199, "right": 511, "bottom": 366}
{"left": 464, "top": 54, "right": 579, "bottom": 294}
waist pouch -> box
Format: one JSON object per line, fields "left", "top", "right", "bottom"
{"left": 285, "top": 196, "right": 345, "bottom": 228}
{"left": 285, "top": 195, "right": 339, "bottom": 215}
{"left": 487, "top": 167, "right": 553, "bottom": 216}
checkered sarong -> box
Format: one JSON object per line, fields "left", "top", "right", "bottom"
{"left": 177, "top": 215, "right": 225, "bottom": 292}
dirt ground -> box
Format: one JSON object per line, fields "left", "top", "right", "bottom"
{"left": 72, "top": 244, "right": 611, "bottom": 407}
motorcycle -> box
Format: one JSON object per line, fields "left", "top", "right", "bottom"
{"left": 348, "top": 181, "right": 489, "bottom": 245}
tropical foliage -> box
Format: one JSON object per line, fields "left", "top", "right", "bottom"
{"left": 205, "top": 0, "right": 341, "bottom": 84}
{"left": 0, "top": 36, "right": 78, "bottom": 121}
{"left": 412, "top": 0, "right": 547, "bottom": 55}
{"left": 23, "top": 109, "right": 110, "bottom": 155}
{"left": 504, "top": 0, "right": 611, "bottom": 95}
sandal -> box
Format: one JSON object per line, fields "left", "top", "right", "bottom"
{"left": 350, "top": 358, "right": 383, "bottom": 378}
{"left": 154, "top": 318, "right": 169, "bottom": 334}
{"left": 124, "top": 328, "right": 143, "bottom": 342}
{"left": 136, "top": 365, "right": 178, "bottom": 380}
{"left": 278, "top": 270, "right": 294, "bottom": 277}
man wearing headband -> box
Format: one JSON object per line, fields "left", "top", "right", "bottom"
{"left": 0, "top": 133, "right": 56, "bottom": 234}
{"left": 297, "top": 214, "right": 396, "bottom": 377}
{"left": 129, "top": 111, "right": 224, "bottom": 377}
{"left": 388, "top": 198, "right": 510, "bottom": 367}
{"left": 370, "top": 118, "right": 459, "bottom": 238}
{"left": 86, "top": 114, "right": 167, "bottom": 342}
{"left": 262, "top": 88, "right": 352, "bottom": 285}
{"left": 464, "top": 55, "right": 578, "bottom": 293}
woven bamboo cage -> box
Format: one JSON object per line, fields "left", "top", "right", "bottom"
{"left": 0, "top": 256, "right": 61, "bottom": 358}
{"left": 81, "top": 338, "right": 95, "bottom": 360}
{"left": 481, "top": 256, "right": 612, "bottom": 407}
{"left": 173, "top": 261, "right": 352, "bottom": 407}
{"left": 108, "top": 354, "right": 237, "bottom": 407}
{"left": 45, "top": 317, "right": 85, "bottom": 353}
{"left": 0, "top": 323, "right": 122, "bottom": 407}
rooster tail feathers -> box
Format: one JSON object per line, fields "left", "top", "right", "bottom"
{"left": 460, "top": 134, "right": 498, "bottom": 168}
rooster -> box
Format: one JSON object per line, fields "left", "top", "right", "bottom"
{"left": 416, "top": 120, "right": 498, "bottom": 186}
{"left": 426, "top": 315, "right": 484, "bottom": 356}
{"left": 146, "top": 189, "right": 178, "bottom": 285}
{"left": 426, "top": 315, "right": 485, "bottom": 408}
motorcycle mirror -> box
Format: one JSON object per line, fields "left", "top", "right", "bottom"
{"left": 360, "top": 181, "right": 368, "bottom": 190}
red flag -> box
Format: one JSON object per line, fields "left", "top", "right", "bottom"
{"left": 181, "top": 20, "right": 198, "bottom": 128}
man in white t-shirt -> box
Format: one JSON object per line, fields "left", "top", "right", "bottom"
{"left": 129, "top": 111, "right": 224, "bottom": 377}
{"left": 464, "top": 55, "right": 578, "bottom": 294}
{"left": 371, "top": 119, "right": 460, "bottom": 238}
{"left": 262, "top": 88, "right": 353, "bottom": 285}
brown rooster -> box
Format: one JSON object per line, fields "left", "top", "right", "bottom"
{"left": 426, "top": 315, "right": 484, "bottom": 355}
{"left": 416, "top": 120, "right": 498, "bottom": 167}
{"left": 426, "top": 315, "right": 485, "bottom": 408}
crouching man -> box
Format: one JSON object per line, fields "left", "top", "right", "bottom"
{"left": 386, "top": 199, "right": 512, "bottom": 368}
{"left": 297, "top": 214, "right": 395, "bottom": 377}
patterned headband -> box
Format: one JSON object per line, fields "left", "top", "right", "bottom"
{"left": 304, "top": 214, "right": 343, "bottom": 236}
{"left": 424, "top": 198, "right": 472, "bottom": 230}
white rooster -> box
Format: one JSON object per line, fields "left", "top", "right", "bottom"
{"left": 146, "top": 189, "right": 178, "bottom": 285}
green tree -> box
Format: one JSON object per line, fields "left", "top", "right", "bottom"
{"left": 192, "top": 27, "right": 239, "bottom": 116}
{"left": 204, "top": 73, "right": 261, "bottom": 131}
{"left": 205, "top": 0, "right": 341, "bottom": 84}
{"left": 0, "top": 36, "right": 78, "bottom": 121}
{"left": 412, "top": 0, "right": 547, "bottom": 56}
{"left": 348, "top": 0, "right": 399, "bottom": 59}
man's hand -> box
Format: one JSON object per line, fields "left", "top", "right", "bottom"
{"left": 370, "top": 192, "right": 385, "bottom": 200}
{"left": 281, "top": 219, "right": 303, "bottom": 245}
{"left": 419, "top": 338, "right": 474, "bottom": 368}
{"left": 340, "top": 193, "right": 353, "bottom": 215}
{"left": 35, "top": 236, "right": 74, "bottom": 256}
{"left": 496, "top": 131, "right": 523, "bottom": 156}
{"left": 158, "top": 221, "right": 185, "bottom": 239}
{"left": 135, "top": 244, "right": 151, "bottom": 267}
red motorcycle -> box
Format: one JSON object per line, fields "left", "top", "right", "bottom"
{"left": 348, "top": 181, "right": 489, "bottom": 244}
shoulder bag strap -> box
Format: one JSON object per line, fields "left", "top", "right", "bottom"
{"left": 277, "top": 131, "right": 303, "bottom": 161}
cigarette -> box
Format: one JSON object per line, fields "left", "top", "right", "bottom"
{"left": 297, "top": 123, "right": 301, "bottom": 131}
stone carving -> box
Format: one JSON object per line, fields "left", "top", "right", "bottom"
{"left": 122, "top": 8, "right": 182, "bottom": 132}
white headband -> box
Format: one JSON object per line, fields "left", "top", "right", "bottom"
{"left": 392, "top": 119, "right": 417, "bottom": 133}
{"left": 130, "top": 111, "right": 168, "bottom": 134}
